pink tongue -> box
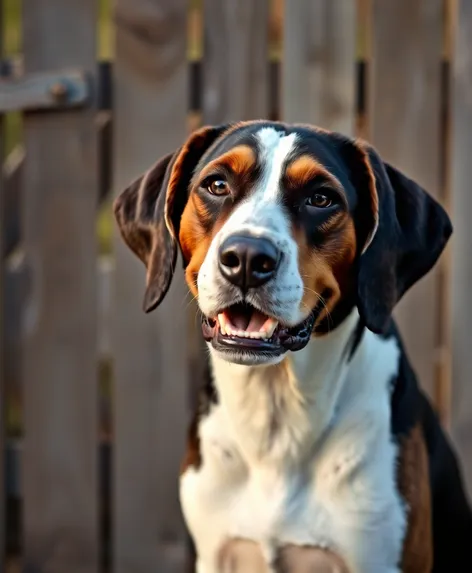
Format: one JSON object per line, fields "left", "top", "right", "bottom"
{"left": 226, "top": 308, "right": 268, "bottom": 332}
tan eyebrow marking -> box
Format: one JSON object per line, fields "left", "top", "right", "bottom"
{"left": 285, "top": 154, "right": 343, "bottom": 190}
{"left": 197, "top": 145, "right": 256, "bottom": 182}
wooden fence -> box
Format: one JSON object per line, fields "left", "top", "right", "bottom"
{"left": 0, "top": 0, "right": 471, "bottom": 571}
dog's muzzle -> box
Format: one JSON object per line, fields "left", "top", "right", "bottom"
{"left": 200, "top": 233, "right": 314, "bottom": 363}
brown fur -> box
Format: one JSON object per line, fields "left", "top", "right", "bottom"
{"left": 398, "top": 424, "right": 433, "bottom": 573}
{"left": 285, "top": 155, "right": 343, "bottom": 192}
{"left": 196, "top": 145, "right": 256, "bottom": 183}
{"left": 180, "top": 208, "right": 231, "bottom": 296}
{"left": 180, "top": 416, "right": 202, "bottom": 475}
{"left": 294, "top": 215, "right": 357, "bottom": 329}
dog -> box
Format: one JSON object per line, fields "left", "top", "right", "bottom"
{"left": 114, "top": 121, "right": 472, "bottom": 573}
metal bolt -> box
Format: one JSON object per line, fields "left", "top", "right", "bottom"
{"left": 49, "top": 81, "right": 68, "bottom": 101}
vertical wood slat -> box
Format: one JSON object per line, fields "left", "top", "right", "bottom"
{"left": 282, "top": 0, "right": 357, "bottom": 135}
{"left": 202, "top": 0, "right": 270, "bottom": 124}
{"left": 0, "top": 0, "right": 5, "bottom": 566}
{"left": 450, "top": 0, "right": 472, "bottom": 499}
{"left": 369, "top": 0, "right": 444, "bottom": 401}
{"left": 21, "top": 1, "right": 98, "bottom": 571}
{"left": 112, "top": 1, "right": 190, "bottom": 572}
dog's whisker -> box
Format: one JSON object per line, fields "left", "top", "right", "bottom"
{"left": 302, "top": 286, "right": 333, "bottom": 331}
{"left": 181, "top": 289, "right": 195, "bottom": 306}
{"left": 185, "top": 292, "right": 200, "bottom": 313}
{"left": 181, "top": 278, "right": 199, "bottom": 308}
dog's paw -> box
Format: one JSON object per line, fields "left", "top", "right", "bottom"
{"left": 217, "top": 538, "right": 270, "bottom": 573}
{"left": 275, "top": 544, "right": 349, "bottom": 573}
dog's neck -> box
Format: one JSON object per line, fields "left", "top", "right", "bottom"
{"left": 209, "top": 309, "right": 362, "bottom": 467}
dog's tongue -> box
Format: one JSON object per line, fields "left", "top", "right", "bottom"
{"left": 225, "top": 305, "right": 268, "bottom": 332}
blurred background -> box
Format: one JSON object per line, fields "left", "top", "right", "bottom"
{"left": 0, "top": 0, "right": 471, "bottom": 571}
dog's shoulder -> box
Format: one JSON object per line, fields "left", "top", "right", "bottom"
{"left": 419, "top": 389, "right": 472, "bottom": 570}
{"left": 387, "top": 320, "right": 472, "bottom": 571}
{"left": 390, "top": 337, "right": 432, "bottom": 573}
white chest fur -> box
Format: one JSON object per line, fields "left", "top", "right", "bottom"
{"left": 180, "top": 312, "right": 406, "bottom": 573}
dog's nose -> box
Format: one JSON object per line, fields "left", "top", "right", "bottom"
{"left": 218, "top": 234, "right": 280, "bottom": 290}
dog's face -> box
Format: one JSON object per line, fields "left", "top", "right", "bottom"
{"left": 114, "top": 121, "right": 452, "bottom": 366}
{"left": 182, "top": 125, "right": 367, "bottom": 365}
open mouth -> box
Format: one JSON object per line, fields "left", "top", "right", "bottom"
{"left": 201, "top": 302, "right": 316, "bottom": 358}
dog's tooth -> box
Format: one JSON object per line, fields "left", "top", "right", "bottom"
{"left": 261, "top": 318, "right": 278, "bottom": 338}
{"left": 218, "top": 314, "right": 227, "bottom": 335}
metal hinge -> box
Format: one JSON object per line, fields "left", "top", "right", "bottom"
{"left": 0, "top": 68, "right": 91, "bottom": 113}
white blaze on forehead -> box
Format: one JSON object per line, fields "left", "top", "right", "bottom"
{"left": 256, "top": 127, "right": 298, "bottom": 201}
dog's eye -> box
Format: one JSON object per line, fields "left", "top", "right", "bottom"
{"left": 306, "top": 193, "right": 332, "bottom": 209}
{"left": 204, "top": 178, "right": 230, "bottom": 196}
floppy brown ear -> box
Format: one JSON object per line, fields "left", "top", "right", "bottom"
{"left": 113, "top": 124, "right": 230, "bottom": 313}
{"left": 346, "top": 141, "right": 452, "bottom": 334}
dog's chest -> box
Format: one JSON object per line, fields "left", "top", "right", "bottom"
{"left": 180, "top": 403, "right": 405, "bottom": 573}
{"left": 180, "top": 331, "right": 406, "bottom": 572}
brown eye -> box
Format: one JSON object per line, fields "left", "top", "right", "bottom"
{"left": 207, "top": 179, "right": 230, "bottom": 196}
{"left": 306, "top": 193, "right": 332, "bottom": 208}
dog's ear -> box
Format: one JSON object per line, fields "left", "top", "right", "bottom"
{"left": 113, "top": 124, "right": 230, "bottom": 313}
{"left": 344, "top": 140, "right": 452, "bottom": 333}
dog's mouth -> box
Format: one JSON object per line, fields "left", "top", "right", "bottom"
{"left": 201, "top": 302, "right": 315, "bottom": 359}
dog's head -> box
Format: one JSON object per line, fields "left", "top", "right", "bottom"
{"left": 114, "top": 121, "right": 452, "bottom": 366}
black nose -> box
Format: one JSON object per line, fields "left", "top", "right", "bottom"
{"left": 218, "top": 234, "right": 281, "bottom": 290}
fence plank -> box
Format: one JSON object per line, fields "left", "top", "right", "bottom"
{"left": 202, "top": 0, "right": 269, "bottom": 123}
{"left": 450, "top": 0, "right": 472, "bottom": 500}
{"left": 113, "top": 1, "right": 190, "bottom": 572}
{"left": 369, "top": 0, "right": 443, "bottom": 401}
{"left": 282, "top": 0, "right": 356, "bottom": 135}
{"left": 21, "top": 1, "right": 98, "bottom": 571}
{"left": 2, "top": 147, "right": 24, "bottom": 259}
{"left": 0, "top": 1, "right": 5, "bottom": 566}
